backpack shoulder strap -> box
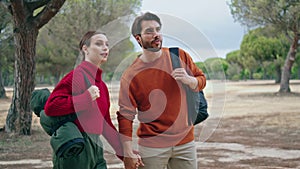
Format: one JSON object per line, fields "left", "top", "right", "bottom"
{"left": 82, "top": 72, "right": 91, "bottom": 88}
{"left": 169, "top": 47, "right": 181, "bottom": 70}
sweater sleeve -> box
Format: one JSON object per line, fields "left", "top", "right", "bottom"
{"left": 44, "top": 71, "right": 93, "bottom": 116}
{"left": 179, "top": 48, "right": 206, "bottom": 91}
{"left": 102, "top": 112, "right": 124, "bottom": 158}
{"left": 101, "top": 86, "right": 123, "bottom": 159}
{"left": 117, "top": 76, "right": 137, "bottom": 142}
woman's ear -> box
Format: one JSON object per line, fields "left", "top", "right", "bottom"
{"left": 82, "top": 45, "right": 88, "bottom": 55}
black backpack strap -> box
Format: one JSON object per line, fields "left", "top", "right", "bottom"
{"left": 82, "top": 71, "right": 91, "bottom": 88}
{"left": 169, "top": 47, "right": 181, "bottom": 69}
{"left": 170, "top": 47, "right": 207, "bottom": 125}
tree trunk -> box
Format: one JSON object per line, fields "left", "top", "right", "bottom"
{"left": 275, "top": 64, "right": 281, "bottom": 84}
{"left": 3, "top": 0, "right": 66, "bottom": 135}
{"left": 5, "top": 26, "right": 38, "bottom": 135}
{"left": 279, "top": 33, "right": 298, "bottom": 93}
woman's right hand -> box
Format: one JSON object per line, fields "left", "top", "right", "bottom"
{"left": 88, "top": 85, "right": 100, "bottom": 101}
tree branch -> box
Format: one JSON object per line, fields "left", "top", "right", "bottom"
{"left": 33, "top": 0, "right": 65, "bottom": 29}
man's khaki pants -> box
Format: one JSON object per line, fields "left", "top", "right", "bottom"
{"left": 139, "top": 141, "right": 197, "bottom": 169}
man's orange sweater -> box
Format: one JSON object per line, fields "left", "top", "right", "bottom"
{"left": 117, "top": 47, "right": 206, "bottom": 148}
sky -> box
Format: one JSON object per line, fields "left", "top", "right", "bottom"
{"left": 138, "top": 0, "right": 247, "bottom": 60}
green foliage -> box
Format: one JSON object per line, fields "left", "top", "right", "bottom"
{"left": 203, "top": 58, "right": 227, "bottom": 80}
{"left": 226, "top": 50, "right": 245, "bottom": 80}
{"left": 228, "top": 0, "right": 300, "bottom": 90}
{"left": 103, "top": 39, "right": 135, "bottom": 74}
{"left": 231, "top": 74, "right": 240, "bottom": 81}
{"left": 229, "top": 0, "right": 300, "bottom": 32}
{"left": 36, "top": 28, "right": 77, "bottom": 85}
{"left": 0, "top": 36, "right": 14, "bottom": 86}
{"left": 240, "top": 28, "right": 289, "bottom": 62}
{"left": 0, "top": 4, "right": 14, "bottom": 86}
{"left": 291, "top": 52, "right": 300, "bottom": 79}
{"left": 226, "top": 63, "right": 242, "bottom": 81}
{"left": 234, "top": 26, "right": 290, "bottom": 80}
{"left": 253, "top": 72, "right": 263, "bottom": 80}
{"left": 36, "top": 0, "right": 141, "bottom": 84}
{"left": 195, "top": 62, "right": 208, "bottom": 75}
{"left": 226, "top": 50, "right": 240, "bottom": 64}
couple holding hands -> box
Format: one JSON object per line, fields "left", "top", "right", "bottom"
{"left": 44, "top": 12, "right": 206, "bottom": 169}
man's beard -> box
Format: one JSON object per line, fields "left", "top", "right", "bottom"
{"left": 141, "top": 37, "right": 162, "bottom": 52}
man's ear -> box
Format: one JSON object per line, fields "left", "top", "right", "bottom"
{"left": 134, "top": 35, "right": 141, "bottom": 42}
{"left": 134, "top": 35, "right": 142, "bottom": 47}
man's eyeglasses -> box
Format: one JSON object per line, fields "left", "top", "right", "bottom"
{"left": 141, "top": 27, "right": 161, "bottom": 36}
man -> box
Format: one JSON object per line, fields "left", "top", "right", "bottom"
{"left": 117, "top": 12, "right": 206, "bottom": 169}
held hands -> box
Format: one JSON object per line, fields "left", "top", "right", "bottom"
{"left": 88, "top": 85, "right": 100, "bottom": 101}
{"left": 124, "top": 153, "right": 144, "bottom": 169}
{"left": 171, "top": 68, "right": 198, "bottom": 89}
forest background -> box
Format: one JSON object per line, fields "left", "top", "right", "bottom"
{"left": 0, "top": 0, "right": 299, "bottom": 142}
{"left": 0, "top": 1, "right": 299, "bottom": 168}
{"left": 1, "top": 1, "right": 299, "bottom": 89}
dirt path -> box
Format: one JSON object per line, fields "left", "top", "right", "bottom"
{"left": 0, "top": 80, "right": 300, "bottom": 169}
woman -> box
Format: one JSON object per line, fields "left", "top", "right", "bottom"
{"left": 44, "top": 31, "right": 123, "bottom": 169}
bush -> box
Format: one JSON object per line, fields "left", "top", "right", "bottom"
{"left": 231, "top": 74, "right": 240, "bottom": 81}
{"left": 253, "top": 73, "right": 263, "bottom": 80}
